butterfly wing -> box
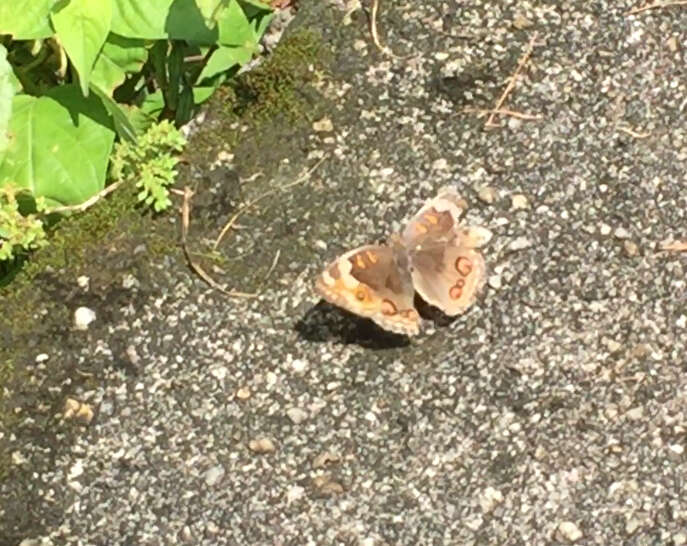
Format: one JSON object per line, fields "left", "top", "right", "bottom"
{"left": 408, "top": 239, "right": 486, "bottom": 315}
{"left": 401, "top": 187, "right": 489, "bottom": 316}
{"left": 401, "top": 186, "right": 468, "bottom": 248}
{"left": 315, "top": 245, "right": 420, "bottom": 335}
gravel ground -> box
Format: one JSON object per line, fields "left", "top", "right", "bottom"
{"left": 3, "top": 0, "right": 687, "bottom": 544}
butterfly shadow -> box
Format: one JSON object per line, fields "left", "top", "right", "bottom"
{"left": 295, "top": 300, "right": 411, "bottom": 350}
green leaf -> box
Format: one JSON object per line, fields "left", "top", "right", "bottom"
{"left": 217, "top": 0, "right": 256, "bottom": 47}
{"left": 0, "top": 0, "right": 57, "bottom": 39}
{"left": 175, "top": 86, "right": 194, "bottom": 125}
{"left": 90, "top": 83, "right": 137, "bottom": 143}
{"left": 126, "top": 105, "right": 157, "bottom": 135}
{"left": 196, "top": 0, "right": 228, "bottom": 25}
{"left": 166, "top": 42, "right": 185, "bottom": 110}
{"left": 139, "top": 90, "right": 165, "bottom": 118}
{"left": 0, "top": 85, "right": 115, "bottom": 207}
{"left": 238, "top": 0, "right": 272, "bottom": 16}
{"left": 90, "top": 33, "right": 148, "bottom": 95}
{"left": 0, "top": 45, "right": 15, "bottom": 158}
{"left": 192, "top": 86, "right": 216, "bottom": 105}
{"left": 252, "top": 11, "right": 274, "bottom": 42}
{"left": 111, "top": 0, "right": 217, "bottom": 43}
{"left": 197, "top": 44, "right": 252, "bottom": 82}
{"left": 51, "top": 0, "right": 113, "bottom": 97}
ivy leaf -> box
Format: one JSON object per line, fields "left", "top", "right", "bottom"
{"left": 51, "top": 0, "right": 113, "bottom": 96}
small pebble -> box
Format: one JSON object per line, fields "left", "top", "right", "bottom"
{"left": 625, "top": 518, "right": 641, "bottom": 535}
{"left": 209, "top": 366, "right": 228, "bottom": 381}
{"left": 312, "top": 117, "right": 333, "bottom": 132}
{"left": 432, "top": 158, "right": 448, "bottom": 171}
{"left": 74, "top": 307, "right": 96, "bottom": 330}
{"left": 286, "top": 485, "right": 305, "bottom": 504}
{"left": 479, "top": 486, "right": 504, "bottom": 513}
{"left": 236, "top": 388, "right": 251, "bottom": 400}
{"left": 557, "top": 521, "right": 583, "bottom": 542}
{"left": 511, "top": 193, "right": 529, "bottom": 210}
{"left": 614, "top": 226, "right": 631, "bottom": 239}
{"left": 313, "top": 451, "right": 341, "bottom": 468}
{"left": 63, "top": 398, "right": 94, "bottom": 424}
{"left": 623, "top": 240, "right": 639, "bottom": 257}
{"left": 599, "top": 223, "right": 612, "bottom": 236}
{"left": 204, "top": 465, "right": 225, "bottom": 486}
{"left": 312, "top": 475, "right": 344, "bottom": 495}
{"left": 488, "top": 275, "right": 502, "bottom": 290}
{"left": 291, "top": 359, "right": 307, "bottom": 373}
{"left": 508, "top": 237, "right": 533, "bottom": 251}
{"left": 353, "top": 39, "right": 367, "bottom": 51}
{"left": 477, "top": 185, "right": 497, "bottom": 204}
{"left": 512, "top": 13, "right": 533, "bottom": 29}
{"left": 286, "top": 407, "right": 308, "bottom": 424}
{"left": 76, "top": 275, "right": 90, "bottom": 289}
{"left": 248, "top": 438, "right": 276, "bottom": 453}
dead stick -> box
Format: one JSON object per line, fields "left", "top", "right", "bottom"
{"left": 463, "top": 107, "right": 543, "bottom": 121}
{"left": 213, "top": 155, "right": 327, "bottom": 249}
{"left": 46, "top": 180, "right": 125, "bottom": 214}
{"left": 179, "top": 185, "right": 255, "bottom": 298}
{"left": 485, "top": 32, "right": 539, "bottom": 129}
{"left": 626, "top": 1, "right": 687, "bottom": 15}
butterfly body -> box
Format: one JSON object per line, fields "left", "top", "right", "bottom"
{"left": 315, "top": 187, "right": 491, "bottom": 336}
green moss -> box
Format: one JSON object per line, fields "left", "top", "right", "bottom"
{"left": 186, "top": 29, "right": 329, "bottom": 166}
{"left": 0, "top": 25, "right": 332, "bottom": 483}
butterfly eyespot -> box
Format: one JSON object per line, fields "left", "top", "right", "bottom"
{"left": 449, "top": 285, "right": 463, "bottom": 300}
{"left": 355, "top": 289, "right": 367, "bottom": 301}
{"left": 456, "top": 278, "right": 465, "bottom": 288}
{"left": 381, "top": 299, "right": 397, "bottom": 315}
{"left": 455, "top": 256, "right": 472, "bottom": 276}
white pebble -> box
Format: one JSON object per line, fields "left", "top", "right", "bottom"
{"left": 312, "top": 117, "right": 333, "bottom": 132}
{"left": 74, "top": 307, "right": 96, "bottom": 330}
{"left": 286, "top": 485, "right": 305, "bottom": 504}
{"left": 76, "top": 275, "right": 90, "bottom": 289}
{"left": 557, "top": 521, "right": 583, "bottom": 542}
{"left": 508, "top": 237, "right": 533, "bottom": 251}
{"left": 431, "top": 158, "right": 448, "bottom": 171}
{"left": 511, "top": 193, "right": 529, "bottom": 210}
{"left": 488, "top": 276, "right": 502, "bottom": 290}
{"left": 479, "top": 486, "right": 504, "bottom": 513}
{"left": 204, "top": 465, "right": 225, "bottom": 486}
{"left": 614, "top": 226, "right": 631, "bottom": 239}
{"left": 287, "top": 407, "right": 309, "bottom": 424}
{"left": 291, "top": 359, "right": 307, "bottom": 373}
{"left": 209, "top": 366, "right": 228, "bottom": 381}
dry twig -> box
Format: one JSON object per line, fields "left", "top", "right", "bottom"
{"left": 177, "top": 185, "right": 255, "bottom": 298}
{"left": 484, "top": 32, "right": 540, "bottom": 129}
{"left": 462, "top": 107, "right": 543, "bottom": 121}
{"left": 368, "top": 0, "right": 413, "bottom": 59}
{"left": 617, "top": 126, "right": 651, "bottom": 138}
{"left": 213, "top": 155, "right": 327, "bottom": 249}
{"left": 46, "top": 180, "right": 125, "bottom": 214}
{"left": 660, "top": 240, "right": 687, "bottom": 252}
{"left": 626, "top": 1, "right": 687, "bottom": 15}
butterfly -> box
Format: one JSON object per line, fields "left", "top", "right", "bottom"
{"left": 315, "top": 187, "right": 492, "bottom": 336}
